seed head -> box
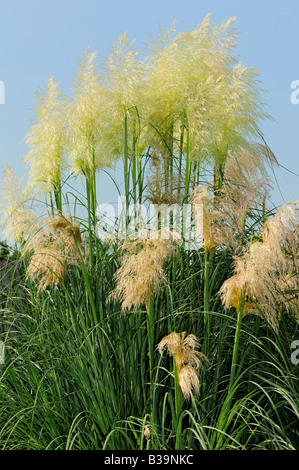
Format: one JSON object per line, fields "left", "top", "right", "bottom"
{"left": 0, "top": 164, "right": 35, "bottom": 243}
{"left": 23, "top": 215, "right": 84, "bottom": 292}
{"left": 24, "top": 76, "right": 68, "bottom": 196}
{"left": 179, "top": 365, "right": 200, "bottom": 401}
{"left": 143, "top": 425, "right": 151, "bottom": 440}
{"left": 109, "top": 228, "right": 179, "bottom": 311}
{"left": 220, "top": 201, "right": 299, "bottom": 329}
{"left": 157, "top": 331, "right": 208, "bottom": 400}
{"left": 66, "top": 48, "right": 113, "bottom": 179}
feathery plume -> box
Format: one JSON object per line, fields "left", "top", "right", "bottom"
{"left": 104, "top": 32, "right": 144, "bottom": 115}
{"left": 24, "top": 76, "right": 67, "bottom": 196}
{"left": 101, "top": 33, "right": 146, "bottom": 162}
{"left": 109, "top": 228, "right": 179, "bottom": 311}
{"left": 220, "top": 201, "right": 299, "bottom": 329}
{"left": 157, "top": 331, "right": 208, "bottom": 400}
{"left": 178, "top": 365, "right": 200, "bottom": 401}
{"left": 23, "top": 215, "right": 84, "bottom": 292}
{"left": 223, "top": 144, "right": 276, "bottom": 186}
{"left": 144, "top": 22, "right": 183, "bottom": 137}
{"left": 202, "top": 63, "right": 270, "bottom": 182}
{"left": 0, "top": 164, "right": 35, "bottom": 243}
{"left": 213, "top": 164, "right": 271, "bottom": 252}
{"left": 67, "top": 48, "right": 113, "bottom": 179}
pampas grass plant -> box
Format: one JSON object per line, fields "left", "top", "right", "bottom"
{"left": 0, "top": 16, "right": 298, "bottom": 452}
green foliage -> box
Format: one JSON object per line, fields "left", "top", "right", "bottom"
{"left": 0, "top": 235, "right": 298, "bottom": 450}
{"left": 0, "top": 16, "right": 298, "bottom": 451}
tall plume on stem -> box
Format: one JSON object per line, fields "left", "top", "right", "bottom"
{"left": 24, "top": 76, "right": 67, "bottom": 204}
{"left": 66, "top": 48, "right": 113, "bottom": 179}
{"left": 104, "top": 32, "right": 144, "bottom": 118}
{"left": 101, "top": 32, "right": 146, "bottom": 165}
{"left": 102, "top": 33, "right": 145, "bottom": 214}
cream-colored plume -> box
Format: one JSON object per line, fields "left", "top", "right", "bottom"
{"left": 109, "top": 228, "right": 179, "bottom": 311}
{"left": 220, "top": 201, "right": 299, "bottom": 329}
{"left": 157, "top": 331, "right": 208, "bottom": 400}
{"left": 0, "top": 164, "right": 35, "bottom": 243}
{"left": 24, "top": 76, "right": 67, "bottom": 196}
{"left": 23, "top": 215, "right": 84, "bottom": 292}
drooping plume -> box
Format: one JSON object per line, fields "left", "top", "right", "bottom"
{"left": 157, "top": 331, "right": 208, "bottom": 400}
{"left": 109, "top": 228, "right": 179, "bottom": 311}
{"left": 220, "top": 201, "right": 299, "bottom": 329}
{"left": 23, "top": 215, "right": 84, "bottom": 292}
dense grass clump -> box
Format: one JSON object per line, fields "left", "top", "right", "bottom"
{"left": 0, "top": 15, "right": 298, "bottom": 450}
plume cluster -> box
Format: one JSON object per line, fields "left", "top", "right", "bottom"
{"left": 109, "top": 228, "right": 179, "bottom": 311}
{"left": 19, "top": 16, "right": 269, "bottom": 215}
{"left": 142, "top": 14, "right": 268, "bottom": 184}
{"left": 157, "top": 331, "right": 208, "bottom": 400}
{"left": 23, "top": 215, "right": 84, "bottom": 292}
{"left": 220, "top": 201, "right": 299, "bottom": 329}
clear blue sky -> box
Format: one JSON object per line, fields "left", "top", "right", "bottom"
{"left": 0, "top": 0, "right": 298, "bottom": 208}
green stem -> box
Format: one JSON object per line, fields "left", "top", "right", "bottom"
{"left": 228, "top": 287, "right": 245, "bottom": 392}
{"left": 146, "top": 296, "right": 156, "bottom": 426}
{"left": 214, "top": 287, "right": 245, "bottom": 450}
{"left": 49, "top": 191, "right": 54, "bottom": 216}
{"left": 137, "top": 157, "right": 142, "bottom": 206}
{"left": 124, "top": 113, "right": 129, "bottom": 234}
{"left": 90, "top": 151, "right": 99, "bottom": 262}
{"left": 91, "top": 151, "right": 97, "bottom": 229}
{"left": 174, "top": 359, "right": 183, "bottom": 450}
{"left": 181, "top": 119, "right": 190, "bottom": 244}
{"left": 203, "top": 250, "right": 211, "bottom": 357}
{"left": 178, "top": 124, "right": 184, "bottom": 199}
{"left": 54, "top": 182, "right": 62, "bottom": 213}
{"left": 184, "top": 120, "right": 191, "bottom": 205}
{"left": 74, "top": 236, "right": 98, "bottom": 326}
{"left": 85, "top": 176, "right": 94, "bottom": 269}
{"left": 146, "top": 296, "right": 154, "bottom": 384}
{"left": 132, "top": 133, "right": 137, "bottom": 206}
